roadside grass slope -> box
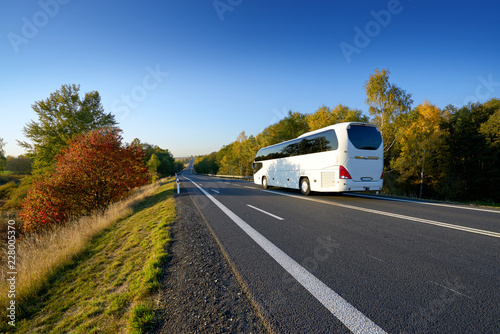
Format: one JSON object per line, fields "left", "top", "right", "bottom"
{"left": 4, "top": 178, "right": 175, "bottom": 333}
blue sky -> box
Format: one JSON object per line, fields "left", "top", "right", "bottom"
{"left": 1, "top": 0, "right": 499, "bottom": 157}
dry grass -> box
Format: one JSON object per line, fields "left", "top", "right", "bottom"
{"left": 0, "top": 180, "right": 160, "bottom": 313}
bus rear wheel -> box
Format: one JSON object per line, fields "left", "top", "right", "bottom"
{"left": 300, "top": 177, "right": 311, "bottom": 196}
{"left": 262, "top": 176, "right": 268, "bottom": 189}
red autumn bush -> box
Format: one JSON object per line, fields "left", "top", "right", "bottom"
{"left": 20, "top": 128, "right": 150, "bottom": 232}
{"left": 20, "top": 178, "right": 74, "bottom": 232}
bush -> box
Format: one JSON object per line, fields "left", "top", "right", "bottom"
{"left": 0, "top": 181, "right": 17, "bottom": 199}
{"left": 4, "top": 176, "right": 33, "bottom": 210}
{"left": 20, "top": 128, "right": 150, "bottom": 232}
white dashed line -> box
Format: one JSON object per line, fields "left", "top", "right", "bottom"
{"left": 184, "top": 176, "right": 387, "bottom": 334}
{"left": 247, "top": 204, "right": 284, "bottom": 220}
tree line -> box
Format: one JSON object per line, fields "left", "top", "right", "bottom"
{"left": 1, "top": 84, "right": 183, "bottom": 232}
{"left": 195, "top": 69, "right": 500, "bottom": 204}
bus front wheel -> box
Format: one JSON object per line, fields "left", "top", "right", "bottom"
{"left": 300, "top": 177, "right": 311, "bottom": 196}
{"left": 262, "top": 176, "right": 268, "bottom": 189}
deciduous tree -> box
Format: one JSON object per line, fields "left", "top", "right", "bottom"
{"left": 18, "top": 84, "right": 116, "bottom": 173}
{"left": 306, "top": 104, "right": 368, "bottom": 131}
{"left": 194, "top": 152, "right": 218, "bottom": 174}
{"left": 364, "top": 68, "right": 413, "bottom": 154}
{"left": 261, "top": 111, "right": 309, "bottom": 146}
{"left": 391, "top": 101, "right": 448, "bottom": 197}
{"left": 441, "top": 99, "right": 499, "bottom": 201}
{"left": 479, "top": 98, "right": 500, "bottom": 149}
{"left": 140, "top": 142, "right": 179, "bottom": 176}
{"left": 147, "top": 154, "right": 161, "bottom": 182}
{"left": 5, "top": 155, "right": 32, "bottom": 175}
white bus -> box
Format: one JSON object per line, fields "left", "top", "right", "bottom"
{"left": 253, "top": 122, "right": 383, "bottom": 195}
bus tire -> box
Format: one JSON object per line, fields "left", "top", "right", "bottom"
{"left": 262, "top": 176, "right": 268, "bottom": 189}
{"left": 300, "top": 177, "right": 311, "bottom": 196}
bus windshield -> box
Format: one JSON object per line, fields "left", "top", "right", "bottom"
{"left": 347, "top": 125, "right": 382, "bottom": 150}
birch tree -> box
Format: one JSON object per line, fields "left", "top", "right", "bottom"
{"left": 364, "top": 68, "right": 413, "bottom": 154}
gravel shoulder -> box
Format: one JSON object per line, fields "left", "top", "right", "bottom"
{"left": 152, "top": 187, "right": 268, "bottom": 333}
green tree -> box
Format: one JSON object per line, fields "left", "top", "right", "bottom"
{"left": 441, "top": 99, "right": 500, "bottom": 201}
{"left": 194, "top": 152, "right": 218, "bottom": 174}
{"left": 139, "top": 142, "right": 178, "bottom": 176}
{"left": 364, "top": 68, "right": 413, "bottom": 154}
{"left": 274, "top": 111, "right": 309, "bottom": 143}
{"left": 156, "top": 150, "right": 175, "bottom": 176}
{"left": 479, "top": 98, "right": 500, "bottom": 148}
{"left": 18, "top": 84, "right": 116, "bottom": 173}
{"left": 147, "top": 154, "right": 161, "bottom": 182}
{"left": 6, "top": 155, "right": 33, "bottom": 175}
{"left": 259, "top": 110, "right": 309, "bottom": 148}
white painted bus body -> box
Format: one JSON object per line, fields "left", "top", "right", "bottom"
{"left": 253, "top": 122, "right": 383, "bottom": 194}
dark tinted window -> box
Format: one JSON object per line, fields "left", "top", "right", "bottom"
{"left": 300, "top": 131, "right": 338, "bottom": 154}
{"left": 255, "top": 130, "right": 338, "bottom": 161}
{"left": 347, "top": 125, "right": 382, "bottom": 150}
{"left": 253, "top": 162, "right": 263, "bottom": 173}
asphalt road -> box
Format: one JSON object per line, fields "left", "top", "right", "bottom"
{"left": 178, "top": 164, "right": 499, "bottom": 333}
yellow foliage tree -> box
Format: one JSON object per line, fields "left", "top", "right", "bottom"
{"left": 391, "top": 101, "right": 448, "bottom": 196}
{"left": 306, "top": 104, "right": 368, "bottom": 131}
{"left": 306, "top": 105, "right": 331, "bottom": 131}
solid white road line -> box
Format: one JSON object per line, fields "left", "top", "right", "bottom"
{"left": 346, "top": 193, "right": 500, "bottom": 214}
{"left": 247, "top": 204, "right": 285, "bottom": 220}
{"left": 184, "top": 176, "right": 387, "bottom": 334}
{"left": 263, "top": 190, "right": 500, "bottom": 239}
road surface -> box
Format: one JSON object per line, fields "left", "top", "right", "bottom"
{"left": 178, "top": 164, "right": 499, "bottom": 333}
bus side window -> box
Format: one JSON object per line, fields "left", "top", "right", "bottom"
{"left": 253, "top": 162, "right": 263, "bottom": 173}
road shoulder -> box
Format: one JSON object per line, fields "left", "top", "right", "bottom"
{"left": 152, "top": 187, "right": 267, "bottom": 333}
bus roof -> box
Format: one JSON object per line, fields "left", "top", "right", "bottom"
{"left": 297, "top": 122, "right": 377, "bottom": 138}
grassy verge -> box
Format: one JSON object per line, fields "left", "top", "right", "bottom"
{"left": 0, "top": 178, "right": 175, "bottom": 333}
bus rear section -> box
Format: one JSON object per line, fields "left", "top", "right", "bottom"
{"left": 337, "top": 123, "right": 383, "bottom": 192}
